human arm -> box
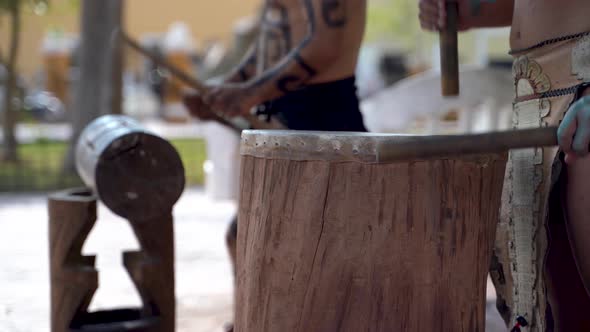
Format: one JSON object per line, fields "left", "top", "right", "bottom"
{"left": 419, "top": 0, "right": 514, "bottom": 32}
{"left": 558, "top": 88, "right": 590, "bottom": 164}
{"left": 203, "top": 0, "right": 347, "bottom": 116}
{"left": 183, "top": 12, "right": 261, "bottom": 119}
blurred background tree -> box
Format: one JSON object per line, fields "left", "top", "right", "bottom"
{"left": 0, "top": 0, "right": 49, "bottom": 162}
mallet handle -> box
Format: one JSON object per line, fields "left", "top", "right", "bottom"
{"left": 440, "top": 1, "right": 460, "bottom": 96}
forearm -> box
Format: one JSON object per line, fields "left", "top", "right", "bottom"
{"left": 245, "top": 38, "right": 327, "bottom": 105}
{"left": 465, "top": 0, "right": 514, "bottom": 28}
{"left": 241, "top": 0, "right": 335, "bottom": 105}
{"left": 220, "top": 43, "right": 259, "bottom": 83}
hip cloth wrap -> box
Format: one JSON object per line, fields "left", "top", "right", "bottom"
{"left": 491, "top": 33, "right": 590, "bottom": 330}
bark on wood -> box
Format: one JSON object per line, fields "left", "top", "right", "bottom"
{"left": 124, "top": 212, "right": 176, "bottom": 332}
{"left": 236, "top": 132, "right": 507, "bottom": 332}
{"left": 49, "top": 188, "right": 99, "bottom": 332}
{"left": 1, "top": 1, "right": 21, "bottom": 162}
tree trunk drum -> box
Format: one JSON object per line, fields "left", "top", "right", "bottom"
{"left": 75, "top": 114, "right": 185, "bottom": 221}
{"left": 235, "top": 130, "right": 508, "bottom": 332}
{"left": 49, "top": 187, "right": 176, "bottom": 332}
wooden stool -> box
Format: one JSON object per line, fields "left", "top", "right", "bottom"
{"left": 48, "top": 188, "right": 173, "bottom": 332}
{"left": 235, "top": 130, "right": 507, "bottom": 332}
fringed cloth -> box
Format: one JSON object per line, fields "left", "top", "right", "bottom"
{"left": 491, "top": 33, "right": 590, "bottom": 331}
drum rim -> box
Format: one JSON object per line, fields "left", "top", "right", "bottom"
{"left": 240, "top": 130, "right": 509, "bottom": 163}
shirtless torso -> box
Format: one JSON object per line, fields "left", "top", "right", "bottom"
{"left": 511, "top": 0, "right": 590, "bottom": 52}
{"left": 219, "top": 0, "right": 368, "bottom": 109}
{"left": 186, "top": 0, "right": 368, "bottom": 125}
{"left": 254, "top": 0, "right": 366, "bottom": 83}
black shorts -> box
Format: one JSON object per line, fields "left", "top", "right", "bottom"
{"left": 256, "top": 76, "right": 368, "bottom": 132}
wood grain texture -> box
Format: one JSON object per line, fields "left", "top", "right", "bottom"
{"left": 94, "top": 133, "right": 185, "bottom": 221}
{"left": 124, "top": 213, "right": 176, "bottom": 332}
{"left": 49, "top": 188, "right": 99, "bottom": 332}
{"left": 240, "top": 128, "right": 558, "bottom": 164}
{"left": 236, "top": 153, "right": 507, "bottom": 332}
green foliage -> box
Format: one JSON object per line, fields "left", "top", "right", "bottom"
{"left": 0, "top": 0, "right": 18, "bottom": 14}
{"left": 365, "top": 0, "right": 441, "bottom": 59}
{"left": 0, "top": 0, "right": 49, "bottom": 27}
{"left": 0, "top": 0, "right": 48, "bottom": 11}
{"left": 0, "top": 0, "right": 77, "bottom": 28}
{"left": 366, "top": 0, "right": 421, "bottom": 45}
{"left": 36, "top": 0, "right": 78, "bottom": 16}
{"left": 0, "top": 0, "right": 17, "bottom": 10}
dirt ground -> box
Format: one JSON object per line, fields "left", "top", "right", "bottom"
{"left": 0, "top": 188, "right": 506, "bottom": 331}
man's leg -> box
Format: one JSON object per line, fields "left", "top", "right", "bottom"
{"left": 548, "top": 156, "right": 590, "bottom": 329}
{"left": 224, "top": 215, "right": 238, "bottom": 332}
{"left": 226, "top": 215, "right": 238, "bottom": 277}
{"left": 545, "top": 206, "right": 590, "bottom": 330}
{"left": 565, "top": 157, "right": 590, "bottom": 289}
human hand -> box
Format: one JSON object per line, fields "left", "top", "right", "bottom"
{"left": 558, "top": 93, "right": 590, "bottom": 164}
{"left": 202, "top": 83, "right": 259, "bottom": 117}
{"left": 182, "top": 91, "right": 219, "bottom": 121}
{"left": 418, "top": 0, "right": 474, "bottom": 32}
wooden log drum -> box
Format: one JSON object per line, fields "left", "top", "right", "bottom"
{"left": 235, "top": 130, "right": 507, "bottom": 332}
{"left": 48, "top": 188, "right": 165, "bottom": 332}
{"left": 48, "top": 115, "right": 185, "bottom": 331}
{"left": 75, "top": 114, "right": 185, "bottom": 221}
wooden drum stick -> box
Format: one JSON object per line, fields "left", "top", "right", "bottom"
{"left": 378, "top": 126, "right": 558, "bottom": 162}
{"left": 440, "top": 1, "right": 460, "bottom": 96}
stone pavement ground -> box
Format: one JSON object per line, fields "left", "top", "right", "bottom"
{"left": 0, "top": 188, "right": 507, "bottom": 332}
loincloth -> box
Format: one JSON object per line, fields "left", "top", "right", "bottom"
{"left": 490, "top": 34, "right": 590, "bottom": 331}
{"left": 255, "top": 76, "right": 368, "bottom": 132}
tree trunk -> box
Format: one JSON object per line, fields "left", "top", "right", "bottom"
{"left": 63, "top": 0, "right": 124, "bottom": 172}
{"left": 1, "top": 2, "right": 21, "bottom": 162}
{"left": 105, "top": 0, "right": 124, "bottom": 116}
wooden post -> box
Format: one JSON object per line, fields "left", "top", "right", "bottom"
{"left": 123, "top": 212, "right": 176, "bottom": 332}
{"left": 49, "top": 187, "right": 176, "bottom": 332}
{"left": 63, "top": 0, "right": 124, "bottom": 171}
{"left": 49, "top": 188, "right": 99, "bottom": 332}
{"left": 235, "top": 130, "right": 507, "bottom": 331}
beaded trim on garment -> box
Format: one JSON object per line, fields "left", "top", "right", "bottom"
{"left": 509, "top": 30, "right": 590, "bottom": 55}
